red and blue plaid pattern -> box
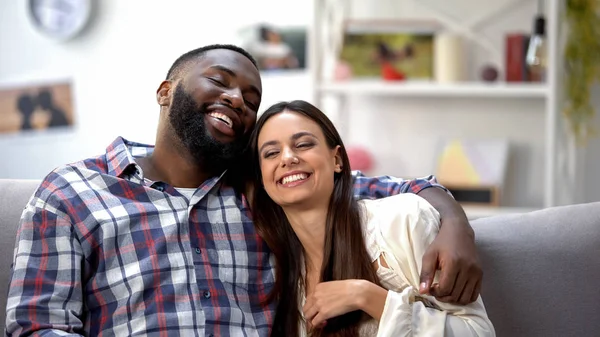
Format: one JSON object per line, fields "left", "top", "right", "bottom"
{"left": 5, "top": 137, "right": 443, "bottom": 336}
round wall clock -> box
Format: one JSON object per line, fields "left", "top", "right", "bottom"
{"left": 27, "top": 0, "right": 93, "bottom": 41}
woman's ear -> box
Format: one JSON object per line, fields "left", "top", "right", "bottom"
{"left": 156, "top": 80, "right": 173, "bottom": 107}
{"left": 333, "top": 145, "right": 343, "bottom": 173}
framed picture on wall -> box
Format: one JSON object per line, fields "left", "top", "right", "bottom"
{"left": 0, "top": 81, "right": 74, "bottom": 135}
{"left": 434, "top": 138, "right": 510, "bottom": 206}
{"left": 238, "top": 23, "right": 307, "bottom": 72}
{"left": 339, "top": 20, "right": 441, "bottom": 81}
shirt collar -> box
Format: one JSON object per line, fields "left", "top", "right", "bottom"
{"left": 105, "top": 136, "right": 153, "bottom": 178}
{"left": 104, "top": 136, "right": 230, "bottom": 185}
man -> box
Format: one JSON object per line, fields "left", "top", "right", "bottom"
{"left": 5, "top": 44, "right": 481, "bottom": 336}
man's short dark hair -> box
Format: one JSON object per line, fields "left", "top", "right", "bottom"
{"left": 166, "top": 44, "right": 258, "bottom": 80}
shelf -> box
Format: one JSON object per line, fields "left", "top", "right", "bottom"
{"left": 317, "top": 80, "right": 549, "bottom": 98}
{"left": 463, "top": 205, "right": 540, "bottom": 220}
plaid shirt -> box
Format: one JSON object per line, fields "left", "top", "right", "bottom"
{"left": 5, "top": 137, "right": 445, "bottom": 337}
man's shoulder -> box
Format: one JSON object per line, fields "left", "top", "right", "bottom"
{"left": 35, "top": 153, "right": 109, "bottom": 200}
{"left": 53, "top": 153, "right": 108, "bottom": 179}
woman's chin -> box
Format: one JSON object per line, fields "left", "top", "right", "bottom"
{"left": 278, "top": 195, "right": 311, "bottom": 208}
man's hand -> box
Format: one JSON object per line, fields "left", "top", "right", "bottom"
{"left": 417, "top": 187, "right": 483, "bottom": 305}
{"left": 420, "top": 220, "right": 482, "bottom": 304}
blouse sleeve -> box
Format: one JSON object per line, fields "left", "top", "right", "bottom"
{"left": 363, "top": 194, "right": 496, "bottom": 337}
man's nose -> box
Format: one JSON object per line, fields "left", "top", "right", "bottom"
{"left": 220, "top": 88, "right": 244, "bottom": 114}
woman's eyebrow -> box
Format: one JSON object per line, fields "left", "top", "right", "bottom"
{"left": 291, "top": 131, "right": 316, "bottom": 141}
{"left": 258, "top": 131, "right": 317, "bottom": 153}
{"left": 259, "top": 140, "right": 279, "bottom": 154}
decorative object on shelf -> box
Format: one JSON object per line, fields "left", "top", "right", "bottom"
{"left": 346, "top": 146, "right": 374, "bottom": 173}
{"left": 27, "top": 0, "right": 94, "bottom": 42}
{"left": 435, "top": 139, "right": 509, "bottom": 207}
{"left": 433, "top": 33, "right": 467, "bottom": 83}
{"left": 563, "top": 0, "right": 600, "bottom": 145}
{"left": 0, "top": 81, "right": 74, "bottom": 134}
{"left": 338, "top": 20, "right": 439, "bottom": 81}
{"left": 505, "top": 33, "right": 531, "bottom": 82}
{"left": 239, "top": 24, "right": 306, "bottom": 72}
{"left": 333, "top": 61, "right": 353, "bottom": 81}
{"left": 481, "top": 65, "right": 499, "bottom": 82}
{"left": 525, "top": 0, "right": 547, "bottom": 82}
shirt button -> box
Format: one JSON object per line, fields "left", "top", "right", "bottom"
{"left": 203, "top": 291, "right": 211, "bottom": 299}
{"left": 195, "top": 247, "right": 201, "bottom": 254}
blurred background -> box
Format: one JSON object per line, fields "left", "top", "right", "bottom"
{"left": 0, "top": 0, "right": 598, "bottom": 219}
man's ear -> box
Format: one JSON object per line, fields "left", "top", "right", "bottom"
{"left": 333, "top": 145, "right": 343, "bottom": 173}
{"left": 156, "top": 80, "right": 173, "bottom": 107}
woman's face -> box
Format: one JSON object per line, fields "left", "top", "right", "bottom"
{"left": 257, "top": 110, "right": 342, "bottom": 208}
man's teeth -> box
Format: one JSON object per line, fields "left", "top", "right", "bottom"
{"left": 209, "top": 112, "right": 232, "bottom": 128}
{"left": 281, "top": 173, "right": 308, "bottom": 185}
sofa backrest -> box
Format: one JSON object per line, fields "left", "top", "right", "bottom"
{"left": 0, "top": 179, "right": 40, "bottom": 330}
{"left": 472, "top": 202, "right": 600, "bottom": 336}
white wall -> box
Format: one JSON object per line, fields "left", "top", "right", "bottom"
{"left": 0, "top": 0, "right": 313, "bottom": 179}
{"left": 1, "top": 0, "right": 598, "bottom": 207}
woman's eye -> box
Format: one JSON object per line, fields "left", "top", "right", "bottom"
{"left": 297, "top": 142, "right": 313, "bottom": 149}
{"left": 264, "top": 151, "right": 278, "bottom": 158}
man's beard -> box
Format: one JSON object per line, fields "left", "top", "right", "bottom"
{"left": 168, "top": 84, "right": 248, "bottom": 174}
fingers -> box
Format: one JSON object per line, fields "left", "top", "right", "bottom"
{"left": 303, "top": 302, "right": 317, "bottom": 323}
{"left": 419, "top": 249, "right": 439, "bottom": 295}
{"left": 457, "top": 277, "right": 478, "bottom": 305}
{"left": 430, "top": 260, "right": 458, "bottom": 299}
{"left": 447, "top": 270, "right": 469, "bottom": 304}
{"left": 470, "top": 278, "right": 482, "bottom": 303}
{"left": 311, "top": 314, "right": 328, "bottom": 329}
{"left": 304, "top": 302, "right": 327, "bottom": 332}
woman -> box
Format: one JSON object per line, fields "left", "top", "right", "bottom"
{"left": 248, "top": 100, "right": 495, "bottom": 337}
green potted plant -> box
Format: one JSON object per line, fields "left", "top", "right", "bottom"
{"left": 563, "top": 0, "right": 600, "bottom": 145}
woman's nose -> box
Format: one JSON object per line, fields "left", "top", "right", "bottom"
{"left": 280, "top": 148, "right": 298, "bottom": 167}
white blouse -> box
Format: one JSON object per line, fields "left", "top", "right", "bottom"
{"left": 361, "top": 193, "right": 495, "bottom": 336}
{"left": 301, "top": 193, "right": 496, "bottom": 336}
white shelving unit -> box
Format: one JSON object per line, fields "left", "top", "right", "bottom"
{"left": 318, "top": 80, "right": 549, "bottom": 98}
{"left": 310, "top": 0, "right": 566, "bottom": 216}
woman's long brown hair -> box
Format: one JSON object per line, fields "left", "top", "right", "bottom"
{"left": 248, "top": 100, "right": 380, "bottom": 337}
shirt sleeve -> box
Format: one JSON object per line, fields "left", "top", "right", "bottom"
{"left": 364, "top": 194, "right": 495, "bottom": 337}
{"left": 5, "top": 177, "right": 86, "bottom": 336}
{"left": 351, "top": 170, "right": 452, "bottom": 201}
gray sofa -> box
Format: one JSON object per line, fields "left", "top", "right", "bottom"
{"left": 1, "top": 179, "right": 599, "bottom": 336}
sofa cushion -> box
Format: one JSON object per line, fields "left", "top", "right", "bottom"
{"left": 0, "top": 179, "right": 40, "bottom": 329}
{"left": 472, "top": 201, "right": 600, "bottom": 337}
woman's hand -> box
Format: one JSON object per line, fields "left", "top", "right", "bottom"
{"left": 303, "top": 280, "right": 388, "bottom": 330}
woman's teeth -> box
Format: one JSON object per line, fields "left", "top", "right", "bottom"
{"left": 281, "top": 173, "right": 308, "bottom": 185}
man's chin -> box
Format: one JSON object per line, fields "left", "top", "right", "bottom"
{"left": 209, "top": 133, "right": 238, "bottom": 145}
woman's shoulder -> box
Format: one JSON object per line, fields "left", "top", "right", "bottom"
{"left": 360, "top": 193, "right": 439, "bottom": 217}
{"left": 360, "top": 193, "right": 441, "bottom": 238}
